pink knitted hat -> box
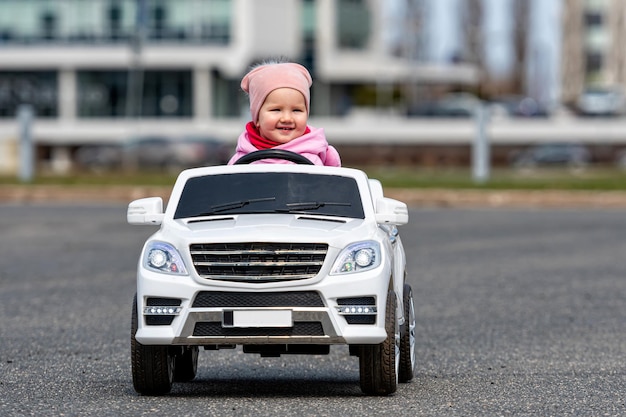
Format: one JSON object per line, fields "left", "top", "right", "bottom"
{"left": 241, "top": 62, "right": 313, "bottom": 122}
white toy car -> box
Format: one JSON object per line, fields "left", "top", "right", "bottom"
{"left": 127, "top": 150, "right": 415, "bottom": 396}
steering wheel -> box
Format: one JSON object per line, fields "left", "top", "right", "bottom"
{"left": 233, "top": 149, "right": 314, "bottom": 165}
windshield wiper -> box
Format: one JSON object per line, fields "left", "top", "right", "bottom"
{"left": 282, "top": 201, "right": 351, "bottom": 212}
{"left": 196, "top": 197, "right": 276, "bottom": 216}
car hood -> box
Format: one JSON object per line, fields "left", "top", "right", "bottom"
{"left": 160, "top": 213, "right": 375, "bottom": 244}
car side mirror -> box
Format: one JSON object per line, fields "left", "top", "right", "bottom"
{"left": 127, "top": 197, "right": 164, "bottom": 225}
{"left": 375, "top": 197, "right": 408, "bottom": 226}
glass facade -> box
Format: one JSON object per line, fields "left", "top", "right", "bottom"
{"left": 337, "top": 0, "right": 370, "bottom": 49}
{"left": 78, "top": 71, "right": 127, "bottom": 117}
{"left": 0, "top": 71, "right": 58, "bottom": 117}
{"left": 0, "top": 0, "right": 232, "bottom": 45}
{"left": 77, "top": 70, "right": 192, "bottom": 117}
{"left": 301, "top": 0, "right": 316, "bottom": 72}
{"left": 211, "top": 69, "right": 242, "bottom": 118}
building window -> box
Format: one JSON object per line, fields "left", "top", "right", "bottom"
{"left": 586, "top": 51, "right": 603, "bottom": 74}
{"left": 301, "top": 0, "right": 316, "bottom": 71}
{"left": 40, "top": 11, "right": 57, "bottom": 40}
{"left": 78, "top": 71, "right": 127, "bottom": 117}
{"left": 584, "top": 12, "right": 603, "bottom": 27}
{"left": 337, "top": 0, "right": 371, "bottom": 49}
{"left": 211, "top": 69, "right": 241, "bottom": 118}
{"left": 77, "top": 70, "right": 192, "bottom": 118}
{"left": 0, "top": 71, "right": 57, "bottom": 118}
{"left": 142, "top": 70, "right": 192, "bottom": 117}
{"left": 107, "top": 1, "right": 127, "bottom": 40}
{"left": 150, "top": 2, "right": 167, "bottom": 40}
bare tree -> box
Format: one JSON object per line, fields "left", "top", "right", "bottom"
{"left": 462, "top": 0, "right": 483, "bottom": 67}
{"left": 511, "top": 0, "right": 529, "bottom": 95}
{"left": 460, "top": 0, "right": 484, "bottom": 96}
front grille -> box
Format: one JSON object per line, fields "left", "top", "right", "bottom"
{"left": 146, "top": 316, "right": 175, "bottom": 326}
{"left": 193, "top": 321, "right": 325, "bottom": 337}
{"left": 190, "top": 242, "right": 328, "bottom": 282}
{"left": 337, "top": 297, "right": 376, "bottom": 306}
{"left": 192, "top": 291, "right": 325, "bottom": 308}
{"left": 345, "top": 316, "right": 376, "bottom": 325}
{"left": 147, "top": 297, "right": 182, "bottom": 306}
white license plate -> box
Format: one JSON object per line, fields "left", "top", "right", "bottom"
{"left": 223, "top": 310, "right": 293, "bottom": 328}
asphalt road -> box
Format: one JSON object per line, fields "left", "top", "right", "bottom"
{"left": 0, "top": 204, "right": 624, "bottom": 416}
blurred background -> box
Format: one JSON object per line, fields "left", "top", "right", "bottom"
{"left": 1, "top": 0, "right": 626, "bottom": 175}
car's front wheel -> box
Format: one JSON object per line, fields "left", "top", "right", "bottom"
{"left": 131, "top": 295, "right": 175, "bottom": 395}
{"left": 359, "top": 290, "right": 399, "bottom": 395}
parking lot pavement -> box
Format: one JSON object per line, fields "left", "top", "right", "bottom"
{"left": 387, "top": 188, "right": 626, "bottom": 209}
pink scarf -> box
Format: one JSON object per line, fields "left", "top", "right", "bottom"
{"left": 246, "top": 122, "right": 311, "bottom": 150}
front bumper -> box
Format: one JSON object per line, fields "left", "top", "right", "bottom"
{"left": 134, "top": 267, "right": 390, "bottom": 346}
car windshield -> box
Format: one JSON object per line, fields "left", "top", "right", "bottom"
{"left": 174, "top": 172, "right": 365, "bottom": 219}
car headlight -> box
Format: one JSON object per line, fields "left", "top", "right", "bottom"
{"left": 143, "top": 241, "right": 188, "bottom": 275}
{"left": 330, "top": 241, "right": 381, "bottom": 275}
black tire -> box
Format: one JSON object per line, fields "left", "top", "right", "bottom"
{"left": 359, "top": 290, "right": 399, "bottom": 395}
{"left": 174, "top": 346, "right": 199, "bottom": 382}
{"left": 399, "top": 284, "right": 416, "bottom": 383}
{"left": 131, "top": 295, "right": 174, "bottom": 395}
{"left": 233, "top": 149, "right": 314, "bottom": 165}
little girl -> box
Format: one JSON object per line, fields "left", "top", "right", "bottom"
{"left": 228, "top": 61, "right": 341, "bottom": 166}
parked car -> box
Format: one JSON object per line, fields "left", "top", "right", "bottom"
{"left": 509, "top": 143, "right": 591, "bottom": 169}
{"left": 76, "top": 135, "right": 233, "bottom": 172}
{"left": 576, "top": 87, "right": 626, "bottom": 117}
{"left": 407, "top": 93, "right": 480, "bottom": 118}
{"left": 123, "top": 135, "right": 232, "bottom": 171}
{"left": 127, "top": 150, "right": 415, "bottom": 396}
{"left": 615, "top": 149, "right": 626, "bottom": 169}
{"left": 75, "top": 144, "right": 123, "bottom": 172}
{"left": 490, "top": 95, "right": 550, "bottom": 118}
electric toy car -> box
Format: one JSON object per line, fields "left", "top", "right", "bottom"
{"left": 127, "top": 150, "right": 415, "bottom": 396}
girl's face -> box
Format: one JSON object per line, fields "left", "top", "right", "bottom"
{"left": 256, "top": 88, "right": 308, "bottom": 144}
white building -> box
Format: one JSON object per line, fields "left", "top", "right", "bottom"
{"left": 0, "top": 0, "right": 478, "bottom": 169}
{"left": 561, "top": 0, "right": 626, "bottom": 103}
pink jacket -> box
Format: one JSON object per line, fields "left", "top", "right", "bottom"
{"left": 228, "top": 126, "right": 341, "bottom": 166}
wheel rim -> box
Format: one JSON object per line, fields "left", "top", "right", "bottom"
{"left": 395, "top": 306, "right": 401, "bottom": 382}
{"left": 167, "top": 351, "right": 175, "bottom": 383}
{"left": 408, "top": 293, "right": 416, "bottom": 370}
